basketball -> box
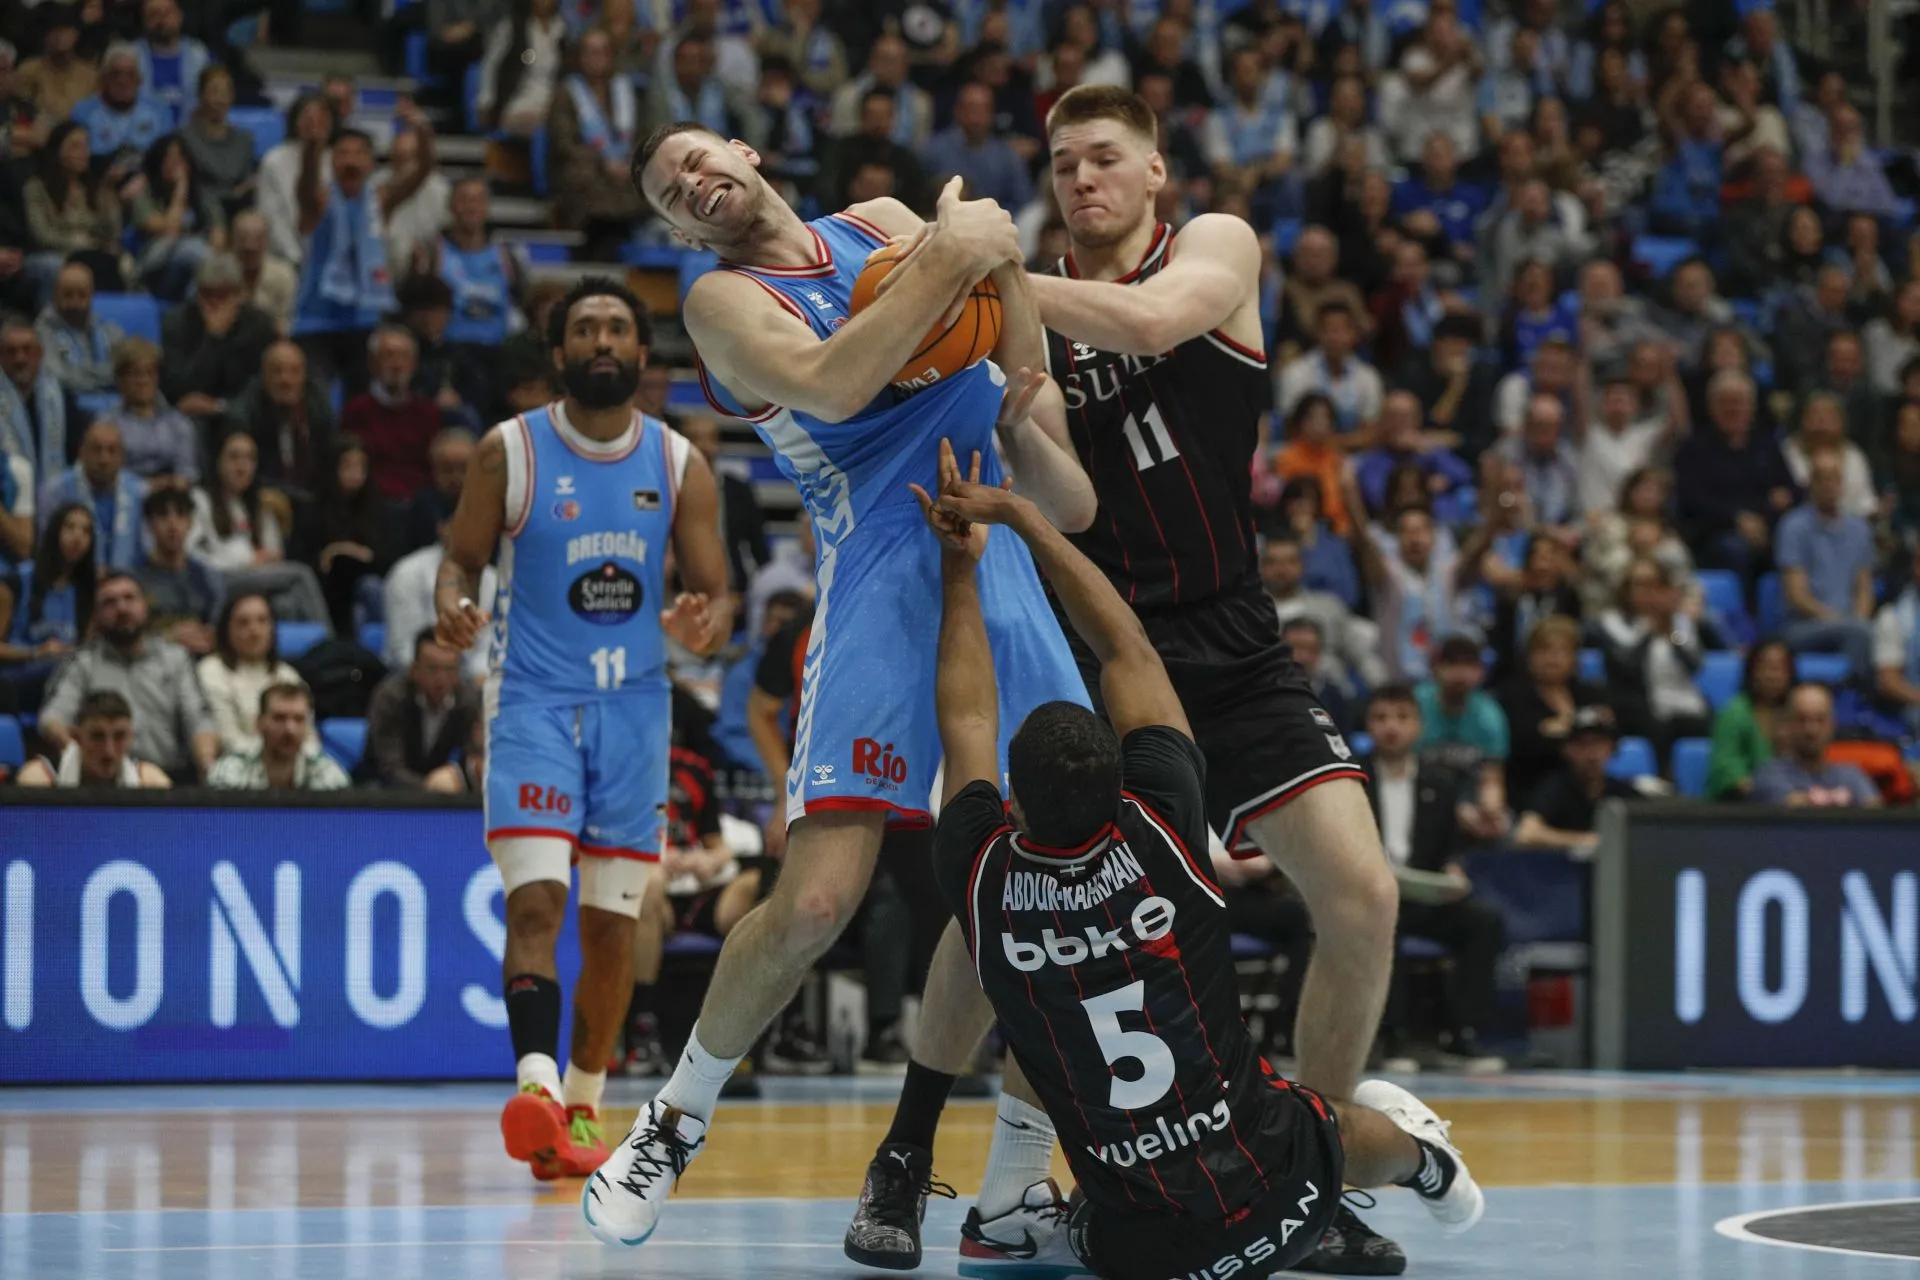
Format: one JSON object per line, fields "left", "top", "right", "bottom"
{"left": 848, "top": 241, "right": 1002, "bottom": 392}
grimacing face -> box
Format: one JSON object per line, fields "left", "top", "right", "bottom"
{"left": 639, "top": 131, "right": 774, "bottom": 251}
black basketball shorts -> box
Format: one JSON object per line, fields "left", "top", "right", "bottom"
{"left": 1067, "top": 1081, "right": 1346, "bottom": 1280}
{"left": 1064, "top": 586, "right": 1367, "bottom": 856}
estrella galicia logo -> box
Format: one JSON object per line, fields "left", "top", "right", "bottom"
{"left": 568, "top": 561, "right": 642, "bottom": 625}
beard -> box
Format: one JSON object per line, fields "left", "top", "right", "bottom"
{"left": 562, "top": 357, "right": 641, "bottom": 409}
{"left": 102, "top": 622, "right": 143, "bottom": 648}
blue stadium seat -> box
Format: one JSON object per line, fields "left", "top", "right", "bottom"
{"left": 91, "top": 293, "right": 161, "bottom": 343}
{"left": 1347, "top": 730, "right": 1374, "bottom": 757}
{"left": 464, "top": 63, "right": 482, "bottom": 134}
{"left": 1697, "top": 569, "right": 1749, "bottom": 642}
{"left": 529, "top": 127, "right": 549, "bottom": 195}
{"left": 358, "top": 622, "right": 386, "bottom": 656}
{"left": 1696, "top": 650, "right": 1743, "bottom": 711}
{"left": 320, "top": 718, "right": 367, "bottom": 772}
{"left": 229, "top": 106, "right": 285, "bottom": 159}
{"left": 1756, "top": 573, "right": 1784, "bottom": 636}
{"left": 1671, "top": 737, "right": 1710, "bottom": 798}
{"left": 1607, "top": 735, "right": 1657, "bottom": 779}
{"left": 519, "top": 240, "right": 570, "bottom": 265}
{"left": 277, "top": 621, "right": 328, "bottom": 658}
{"left": 1230, "top": 933, "right": 1275, "bottom": 959}
{"left": 1631, "top": 235, "right": 1699, "bottom": 279}
{"left": 1399, "top": 936, "right": 1447, "bottom": 960}
{"left": 1273, "top": 218, "right": 1303, "bottom": 257}
{"left": 664, "top": 933, "right": 723, "bottom": 956}
{"left": 0, "top": 715, "right": 24, "bottom": 771}
{"left": 1795, "top": 652, "right": 1852, "bottom": 686}
{"left": 404, "top": 32, "right": 433, "bottom": 86}
{"left": 1578, "top": 647, "right": 1604, "bottom": 684}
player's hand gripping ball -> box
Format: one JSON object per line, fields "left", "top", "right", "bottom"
{"left": 849, "top": 241, "right": 1002, "bottom": 392}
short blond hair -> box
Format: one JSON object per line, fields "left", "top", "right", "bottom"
{"left": 1045, "top": 84, "right": 1158, "bottom": 145}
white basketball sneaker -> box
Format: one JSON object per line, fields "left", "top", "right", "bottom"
{"left": 958, "top": 1179, "right": 1096, "bottom": 1279}
{"left": 580, "top": 1099, "right": 707, "bottom": 1246}
{"left": 1353, "top": 1079, "right": 1485, "bottom": 1235}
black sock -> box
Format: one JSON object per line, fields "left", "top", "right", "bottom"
{"left": 1396, "top": 1138, "right": 1457, "bottom": 1199}
{"left": 504, "top": 973, "right": 563, "bottom": 1064}
{"left": 883, "top": 1060, "right": 958, "bottom": 1152}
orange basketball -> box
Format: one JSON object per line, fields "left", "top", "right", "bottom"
{"left": 849, "top": 241, "right": 1002, "bottom": 392}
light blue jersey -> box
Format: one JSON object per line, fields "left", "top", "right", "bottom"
{"left": 482, "top": 403, "right": 690, "bottom": 859}
{"left": 698, "top": 211, "right": 1087, "bottom": 825}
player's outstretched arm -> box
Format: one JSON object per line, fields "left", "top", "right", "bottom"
{"left": 434, "top": 425, "right": 508, "bottom": 649}
{"left": 994, "top": 367, "right": 1096, "bottom": 532}
{"left": 687, "top": 178, "right": 1019, "bottom": 423}
{"left": 664, "top": 446, "right": 734, "bottom": 655}
{"left": 910, "top": 449, "right": 1001, "bottom": 805}
{"left": 1026, "top": 213, "right": 1259, "bottom": 356}
{"left": 928, "top": 439, "right": 1190, "bottom": 743}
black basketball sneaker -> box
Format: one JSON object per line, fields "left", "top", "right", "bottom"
{"left": 842, "top": 1141, "right": 955, "bottom": 1269}
{"left": 1294, "top": 1200, "right": 1409, "bottom": 1275}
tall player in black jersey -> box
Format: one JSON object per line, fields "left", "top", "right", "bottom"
{"left": 847, "top": 84, "right": 1414, "bottom": 1277}
{"left": 913, "top": 444, "right": 1482, "bottom": 1280}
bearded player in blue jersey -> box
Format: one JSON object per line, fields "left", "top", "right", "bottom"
{"left": 578, "top": 129, "right": 1097, "bottom": 1249}
{"left": 435, "top": 277, "right": 731, "bottom": 1183}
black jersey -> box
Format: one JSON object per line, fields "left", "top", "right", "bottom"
{"left": 935, "top": 727, "right": 1322, "bottom": 1220}
{"left": 1044, "top": 223, "right": 1271, "bottom": 611}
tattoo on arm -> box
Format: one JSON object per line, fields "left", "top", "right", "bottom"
{"left": 476, "top": 434, "right": 507, "bottom": 476}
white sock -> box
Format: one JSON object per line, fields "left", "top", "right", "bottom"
{"left": 978, "top": 1094, "right": 1056, "bottom": 1220}
{"left": 516, "top": 1052, "right": 563, "bottom": 1100}
{"left": 563, "top": 1063, "right": 606, "bottom": 1114}
{"left": 654, "top": 1022, "right": 743, "bottom": 1122}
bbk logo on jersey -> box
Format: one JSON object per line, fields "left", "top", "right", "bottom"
{"left": 1000, "top": 893, "right": 1175, "bottom": 971}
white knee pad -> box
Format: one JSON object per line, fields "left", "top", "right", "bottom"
{"left": 577, "top": 856, "right": 653, "bottom": 919}
{"left": 489, "top": 836, "right": 575, "bottom": 898}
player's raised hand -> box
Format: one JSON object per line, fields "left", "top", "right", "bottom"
{"left": 661, "top": 591, "right": 716, "bottom": 652}
{"left": 927, "top": 436, "right": 1025, "bottom": 530}
{"left": 435, "top": 594, "right": 489, "bottom": 651}
{"left": 934, "top": 176, "right": 1021, "bottom": 275}
{"left": 910, "top": 439, "right": 989, "bottom": 560}
{"left": 995, "top": 367, "right": 1049, "bottom": 429}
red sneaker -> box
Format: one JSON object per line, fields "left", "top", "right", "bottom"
{"left": 500, "top": 1084, "right": 570, "bottom": 1181}
{"left": 558, "top": 1105, "right": 611, "bottom": 1177}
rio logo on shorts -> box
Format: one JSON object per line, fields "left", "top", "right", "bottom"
{"left": 517, "top": 784, "right": 572, "bottom": 814}
{"left": 852, "top": 738, "right": 907, "bottom": 789}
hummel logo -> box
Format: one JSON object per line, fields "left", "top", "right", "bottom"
{"left": 1072, "top": 342, "right": 1095, "bottom": 360}
{"left": 812, "top": 763, "right": 835, "bottom": 782}
{"left": 556, "top": 476, "right": 577, "bottom": 496}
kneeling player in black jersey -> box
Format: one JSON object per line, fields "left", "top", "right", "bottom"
{"left": 910, "top": 444, "right": 1483, "bottom": 1280}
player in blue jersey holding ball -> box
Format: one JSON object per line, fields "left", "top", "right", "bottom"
{"left": 434, "top": 277, "right": 731, "bottom": 1183}
{"left": 583, "top": 126, "right": 1096, "bottom": 1249}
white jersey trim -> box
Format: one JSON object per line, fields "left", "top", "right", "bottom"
{"left": 498, "top": 415, "right": 533, "bottom": 537}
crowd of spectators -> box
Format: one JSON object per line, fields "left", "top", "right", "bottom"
{"left": 3, "top": 0, "right": 1920, "bottom": 1068}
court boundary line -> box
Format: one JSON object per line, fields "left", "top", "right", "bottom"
{"left": 10, "top": 1179, "right": 1920, "bottom": 1219}
{"left": 1714, "top": 1196, "right": 1920, "bottom": 1261}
